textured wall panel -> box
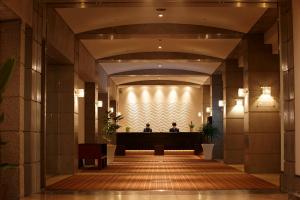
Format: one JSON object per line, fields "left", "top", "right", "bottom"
{"left": 119, "top": 86, "right": 203, "bottom": 132}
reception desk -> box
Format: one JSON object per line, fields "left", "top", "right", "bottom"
{"left": 116, "top": 132, "right": 203, "bottom": 155}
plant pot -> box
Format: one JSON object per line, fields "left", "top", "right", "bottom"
{"left": 107, "top": 144, "right": 117, "bottom": 165}
{"left": 201, "top": 144, "right": 215, "bottom": 160}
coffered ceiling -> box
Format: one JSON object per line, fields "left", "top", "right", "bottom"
{"left": 56, "top": 5, "right": 268, "bottom": 85}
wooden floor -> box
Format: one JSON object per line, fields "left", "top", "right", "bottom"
{"left": 47, "top": 154, "right": 278, "bottom": 191}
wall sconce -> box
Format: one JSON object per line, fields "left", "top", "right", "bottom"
{"left": 110, "top": 107, "right": 114, "bottom": 113}
{"left": 238, "top": 88, "right": 248, "bottom": 97}
{"left": 74, "top": 89, "right": 84, "bottom": 98}
{"left": 261, "top": 86, "right": 271, "bottom": 96}
{"left": 232, "top": 99, "right": 244, "bottom": 113}
{"left": 218, "top": 100, "right": 224, "bottom": 107}
{"left": 258, "top": 86, "right": 274, "bottom": 105}
{"left": 206, "top": 107, "right": 211, "bottom": 113}
{"left": 97, "top": 101, "right": 103, "bottom": 108}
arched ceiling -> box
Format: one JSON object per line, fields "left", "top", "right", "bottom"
{"left": 56, "top": 6, "right": 268, "bottom": 85}
{"left": 57, "top": 7, "right": 266, "bottom": 34}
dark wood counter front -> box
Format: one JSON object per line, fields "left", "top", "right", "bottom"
{"left": 116, "top": 132, "right": 203, "bottom": 155}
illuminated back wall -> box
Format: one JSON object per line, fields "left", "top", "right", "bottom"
{"left": 118, "top": 85, "right": 203, "bottom": 132}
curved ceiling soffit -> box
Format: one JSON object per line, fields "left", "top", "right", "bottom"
{"left": 76, "top": 23, "right": 244, "bottom": 39}
{"left": 110, "top": 69, "right": 210, "bottom": 76}
{"left": 119, "top": 80, "right": 202, "bottom": 86}
{"left": 97, "top": 51, "right": 223, "bottom": 63}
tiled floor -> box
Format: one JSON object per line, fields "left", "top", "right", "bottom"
{"left": 22, "top": 190, "right": 287, "bottom": 200}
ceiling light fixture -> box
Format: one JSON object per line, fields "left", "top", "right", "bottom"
{"left": 158, "top": 46, "right": 162, "bottom": 49}
{"left": 158, "top": 13, "right": 164, "bottom": 18}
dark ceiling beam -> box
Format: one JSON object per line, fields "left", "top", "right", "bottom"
{"left": 76, "top": 23, "right": 243, "bottom": 40}
{"left": 110, "top": 69, "right": 209, "bottom": 76}
{"left": 97, "top": 52, "right": 223, "bottom": 63}
{"left": 119, "top": 80, "right": 201, "bottom": 86}
{"left": 44, "top": 0, "right": 278, "bottom": 8}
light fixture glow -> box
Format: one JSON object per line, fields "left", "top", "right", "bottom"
{"left": 238, "top": 88, "right": 248, "bottom": 97}
{"left": 218, "top": 100, "right": 224, "bottom": 107}
{"left": 110, "top": 107, "right": 114, "bottom": 113}
{"left": 74, "top": 89, "right": 84, "bottom": 98}
{"left": 117, "top": 112, "right": 121, "bottom": 116}
{"left": 236, "top": 99, "right": 243, "bottom": 106}
{"left": 158, "top": 46, "right": 162, "bottom": 49}
{"left": 206, "top": 107, "right": 211, "bottom": 113}
{"left": 158, "top": 13, "right": 164, "bottom": 18}
{"left": 261, "top": 86, "right": 271, "bottom": 96}
{"left": 158, "top": 64, "right": 162, "bottom": 68}
{"left": 97, "top": 100, "right": 103, "bottom": 108}
{"left": 198, "top": 112, "right": 202, "bottom": 117}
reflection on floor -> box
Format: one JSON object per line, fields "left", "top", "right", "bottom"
{"left": 47, "top": 155, "right": 277, "bottom": 191}
{"left": 23, "top": 154, "right": 287, "bottom": 200}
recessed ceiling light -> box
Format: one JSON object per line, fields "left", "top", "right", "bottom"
{"left": 197, "top": 59, "right": 201, "bottom": 62}
{"left": 158, "top": 46, "right": 162, "bottom": 49}
{"left": 158, "top": 13, "right": 164, "bottom": 18}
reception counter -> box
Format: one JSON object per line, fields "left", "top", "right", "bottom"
{"left": 116, "top": 132, "right": 203, "bottom": 155}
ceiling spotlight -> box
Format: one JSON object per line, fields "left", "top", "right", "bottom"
{"left": 158, "top": 13, "right": 164, "bottom": 18}
{"left": 158, "top": 46, "right": 162, "bottom": 49}
{"left": 197, "top": 59, "right": 201, "bottom": 62}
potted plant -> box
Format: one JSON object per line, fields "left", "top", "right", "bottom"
{"left": 201, "top": 123, "right": 218, "bottom": 160}
{"left": 102, "top": 111, "right": 123, "bottom": 164}
{"left": 189, "top": 121, "right": 195, "bottom": 132}
{"left": 0, "top": 58, "right": 15, "bottom": 199}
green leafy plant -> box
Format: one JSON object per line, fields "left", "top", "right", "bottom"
{"left": 201, "top": 123, "right": 218, "bottom": 144}
{"left": 0, "top": 58, "right": 15, "bottom": 169}
{"left": 102, "top": 111, "right": 124, "bottom": 143}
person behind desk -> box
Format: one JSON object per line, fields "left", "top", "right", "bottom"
{"left": 143, "top": 123, "right": 152, "bottom": 132}
{"left": 169, "top": 122, "right": 179, "bottom": 132}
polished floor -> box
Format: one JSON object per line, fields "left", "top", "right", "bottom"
{"left": 22, "top": 190, "right": 287, "bottom": 200}
{"left": 23, "top": 154, "right": 287, "bottom": 199}
{"left": 47, "top": 155, "right": 276, "bottom": 191}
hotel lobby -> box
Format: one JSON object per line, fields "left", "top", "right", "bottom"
{"left": 0, "top": 0, "right": 299, "bottom": 199}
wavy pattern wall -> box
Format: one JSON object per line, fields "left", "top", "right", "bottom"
{"left": 118, "top": 86, "right": 203, "bottom": 132}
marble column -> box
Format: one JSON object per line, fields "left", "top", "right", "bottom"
{"left": 211, "top": 74, "right": 224, "bottom": 159}
{"left": 84, "top": 82, "right": 98, "bottom": 143}
{"left": 242, "top": 34, "right": 280, "bottom": 173}
{"left": 222, "top": 59, "right": 244, "bottom": 164}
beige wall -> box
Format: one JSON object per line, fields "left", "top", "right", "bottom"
{"left": 119, "top": 85, "right": 203, "bottom": 132}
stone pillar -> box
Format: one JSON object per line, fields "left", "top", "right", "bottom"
{"left": 84, "top": 82, "right": 98, "bottom": 143}
{"left": 211, "top": 74, "right": 224, "bottom": 159}
{"left": 98, "top": 92, "right": 108, "bottom": 141}
{"left": 0, "top": 20, "right": 25, "bottom": 200}
{"left": 202, "top": 85, "right": 211, "bottom": 124}
{"left": 110, "top": 100, "right": 117, "bottom": 118}
{"left": 223, "top": 60, "right": 244, "bottom": 164}
{"left": 46, "top": 65, "right": 78, "bottom": 175}
{"left": 243, "top": 34, "right": 280, "bottom": 173}
{"left": 279, "top": 0, "right": 295, "bottom": 193}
